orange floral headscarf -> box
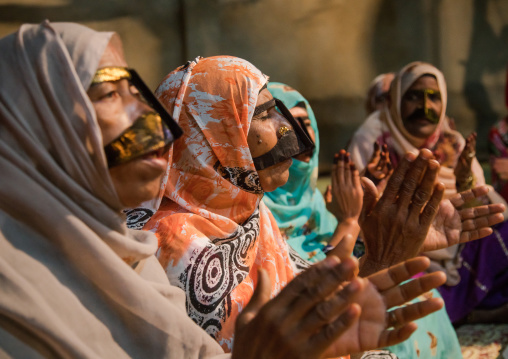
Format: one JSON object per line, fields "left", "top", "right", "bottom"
{"left": 135, "top": 56, "right": 304, "bottom": 352}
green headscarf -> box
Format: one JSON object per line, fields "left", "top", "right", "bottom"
{"left": 263, "top": 82, "right": 337, "bottom": 263}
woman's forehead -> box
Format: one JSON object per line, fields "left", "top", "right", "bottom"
{"left": 256, "top": 88, "right": 273, "bottom": 106}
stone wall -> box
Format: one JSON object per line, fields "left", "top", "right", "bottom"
{"left": 2, "top": 0, "right": 507, "bottom": 172}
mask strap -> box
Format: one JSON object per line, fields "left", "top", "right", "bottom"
{"left": 253, "top": 98, "right": 275, "bottom": 117}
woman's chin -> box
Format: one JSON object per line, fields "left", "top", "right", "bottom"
{"left": 259, "top": 160, "right": 292, "bottom": 192}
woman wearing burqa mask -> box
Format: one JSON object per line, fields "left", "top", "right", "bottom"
{"left": 0, "top": 22, "right": 447, "bottom": 359}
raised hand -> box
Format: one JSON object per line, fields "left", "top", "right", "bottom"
{"left": 326, "top": 150, "right": 363, "bottom": 223}
{"left": 423, "top": 186, "right": 505, "bottom": 251}
{"left": 233, "top": 256, "right": 445, "bottom": 359}
{"left": 365, "top": 141, "right": 393, "bottom": 192}
{"left": 233, "top": 256, "right": 362, "bottom": 359}
{"left": 323, "top": 257, "right": 446, "bottom": 357}
{"left": 454, "top": 132, "right": 477, "bottom": 191}
{"left": 359, "top": 149, "right": 444, "bottom": 276}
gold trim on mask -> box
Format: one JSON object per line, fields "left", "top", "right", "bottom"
{"left": 91, "top": 67, "right": 131, "bottom": 85}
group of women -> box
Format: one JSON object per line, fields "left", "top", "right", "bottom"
{"left": 0, "top": 21, "right": 506, "bottom": 359}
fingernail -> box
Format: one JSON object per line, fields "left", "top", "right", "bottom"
{"left": 339, "top": 151, "right": 345, "bottom": 161}
{"left": 405, "top": 152, "right": 416, "bottom": 161}
{"left": 374, "top": 142, "right": 379, "bottom": 150}
{"left": 334, "top": 153, "right": 339, "bottom": 164}
{"left": 350, "top": 162, "right": 356, "bottom": 171}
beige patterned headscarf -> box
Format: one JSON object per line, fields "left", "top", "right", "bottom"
{"left": 0, "top": 21, "right": 225, "bottom": 358}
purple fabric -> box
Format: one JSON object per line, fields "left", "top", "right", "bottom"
{"left": 438, "top": 221, "right": 508, "bottom": 322}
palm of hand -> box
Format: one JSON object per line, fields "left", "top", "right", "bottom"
{"left": 325, "top": 283, "right": 387, "bottom": 355}
{"left": 423, "top": 199, "right": 461, "bottom": 252}
{"left": 367, "top": 162, "right": 389, "bottom": 180}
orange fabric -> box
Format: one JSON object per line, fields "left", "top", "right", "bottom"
{"left": 144, "top": 56, "right": 300, "bottom": 352}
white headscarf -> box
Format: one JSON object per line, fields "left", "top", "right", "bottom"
{"left": 0, "top": 21, "right": 225, "bottom": 358}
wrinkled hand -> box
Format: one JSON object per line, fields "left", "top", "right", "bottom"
{"left": 423, "top": 186, "right": 505, "bottom": 252}
{"left": 233, "top": 256, "right": 362, "bottom": 359}
{"left": 365, "top": 142, "right": 393, "bottom": 193}
{"left": 359, "top": 149, "right": 444, "bottom": 276}
{"left": 326, "top": 150, "right": 363, "bottom": 222}
{"left": 492, "top": 157, "right": 508, "bottom": 180}
{"left": 233, "top": 256, "right": 445, "bottom": 359}
{"left": 454, "top": 132, "right": 476, "bottom": 188}
{"left": 324, "top": 257, "right": 446, "bottom": 357}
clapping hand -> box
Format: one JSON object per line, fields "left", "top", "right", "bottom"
{"left": 233, "top": 256, "right": 445, "bottom": 359}
{"left": 325, "top": 150, "right": 363, "bottom": 223}
{"left": 365, "top": 141, "right": 393, "bottom": 193}
{"left": 424, "top": 186, "right": 505, "bottom": 251}
{"left": 359, "top": 149, "right": 443, "bottom": 275}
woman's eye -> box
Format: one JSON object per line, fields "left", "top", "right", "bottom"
{"left": 100, "top": 91, "right": 118, "bottom": 100}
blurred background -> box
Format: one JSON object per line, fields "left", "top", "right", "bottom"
{"left": 1, "top": 0, "right": 508, "bottom": 174}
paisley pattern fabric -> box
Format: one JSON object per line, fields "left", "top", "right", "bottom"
{"left": 140, "top": 56, "right": 298, "bottom": 352}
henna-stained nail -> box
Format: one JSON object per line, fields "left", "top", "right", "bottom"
{"left": 339, "top": 150, "right": 345, "bottom": 161}
{"left": 333, "top": 153, "right": 339, "bottom": 164}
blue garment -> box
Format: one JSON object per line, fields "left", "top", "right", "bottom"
{"left": 263, "top": 82, "right": 337, "bottom": 263}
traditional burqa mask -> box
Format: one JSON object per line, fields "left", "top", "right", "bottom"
{"left": 92, "top": 67, "right": 183, "bottom": 168}
{"left": 251, "top": 94, "right": 314, "bottom": 171}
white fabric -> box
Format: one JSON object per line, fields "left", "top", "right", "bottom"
{"left": 0, "top": 21, "right": 226, "bottom": 359}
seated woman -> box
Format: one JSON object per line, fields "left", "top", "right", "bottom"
{"left": 136, "top": 55, "right": 501, "bottom": 354}
{"left": 264, "top": 83, "right": 462, "bottom": 359}
{"left": 0, "top": 21, "right": 448, "bottom": 359}
{"left": 365, "top": 73, "right": 395, "bottom": 115}
{"left": 262, "top": 82, "right": 361, "bottom": 263}
{"left": 349, "top": 61, "right": 508, "bottom": 324}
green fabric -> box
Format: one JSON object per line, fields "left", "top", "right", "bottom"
{"left": 384, "top": 289, "right": 463, "bottom": 359}
{"left": 263, "top": 82, "right": 337, "bottom": 263}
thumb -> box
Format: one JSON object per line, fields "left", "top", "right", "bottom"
{"left": 331, "top": 234, "right": 356, "bottom": 262}
{"left": 236, "top": 268, "right": 271, "bottom": 329}
{"left": 361, "top": 177, "right": 378, "bottom": 223}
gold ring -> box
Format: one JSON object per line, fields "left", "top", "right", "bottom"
{"left": 387, "top": 311, "right": 398, "bottom": 328}
{"left": 278, "top": 126, "right": 290, "bottom": 136}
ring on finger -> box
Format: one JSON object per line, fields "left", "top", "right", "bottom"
{"left": 387, "top": 311, "right": 398, "bottom": 328}
{"left": 467, "top": 151, "right": 476, "bottom": 159}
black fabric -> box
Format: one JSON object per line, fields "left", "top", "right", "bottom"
{"left": 252, "top": 99, "right": 314, "bottom": 170}
{"left": 127, "top": 69, "right": 183, "bottom": 139}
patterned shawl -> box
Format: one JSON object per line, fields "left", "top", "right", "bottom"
{"left": 0, "top": 21, "right": 225, "bottom": 358}
{"left": 136, "top": 57, "right": 302, "bottom": 352}
{"left": 349, "top": 62, "right": 485, "bottom": 199}
{"left": 263, "top": 82, "right": 337, "bottom": 263}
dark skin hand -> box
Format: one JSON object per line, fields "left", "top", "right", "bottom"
{"left": 454, "top": 132, "right": 477, "bottom": 188}
{"left": 326, "top": 150, "right": 363, "bottom": 223}
{"left": 232, "top": 256, "right": 445, "bottom": 359}
{"left": 359, "top": 149, "right": 444, "bottom": 276}
{"left": 359, "top": 149, "right": 505, "bottom": 277}
{"left": 364, "top": 142, "right": 393, "bottom": 193}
